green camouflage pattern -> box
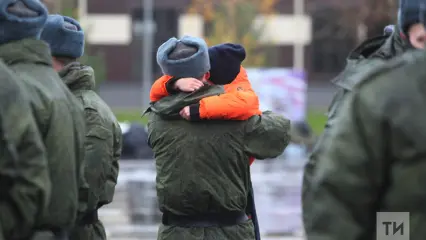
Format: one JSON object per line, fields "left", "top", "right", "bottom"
{"left": 0, "top": 60, "right": 50, "bottom": 240}
{"left": 305, "top": 49, "right": 426, "bottom": 240}
{"left": 59, "top": 62, "right": 122, "bottom": 240}
{"left": 0, "top": 39, "right": 87, "bottom": 231}
{"left": 147, "top": 85, "right": 290, "bottom": 240}
{"left": 302, "top": 26, "right": 410, "bottom": 224}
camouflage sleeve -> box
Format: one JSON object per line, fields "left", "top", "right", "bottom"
{"left": 74, "top": 104, "right": 89, "bottom": 217}
{"left": 0, "top": 82, "right": 50, "bottom": 239}
{"left": 82, "top": 108, "right": 114, "bottom": 211}
{"left": 244, "top": 111, "right": 291, "bottom": 159}
{"left": 304, "top": 88, "right": 387, "bottom": 239}
{"left": 99, "top": 121, "right": 122, "bottom": 207}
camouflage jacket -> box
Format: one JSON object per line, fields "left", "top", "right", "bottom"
{"left": 0, "top": 60, "right": 50, "bottom": 240}
{"left": 302, "top": 26, "right": 411, "bottom": 223}
{"left": 59, "top": 62, "right": 122, "bottom": 214}
{"left": 305, "top": 49, "right": 426, "bottom": 240}
{"left": 146, "top": 85, "right": 290, "bottom": 240}
{"left": 0, "top": 39, "right": 86, "bottom": 230}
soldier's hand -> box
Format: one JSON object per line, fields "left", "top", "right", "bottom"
{"left": 179, "top": 106, "right": 190, "bottom": 120}
{"left": 174, "top": 78, "right": 203, "bottom": 92}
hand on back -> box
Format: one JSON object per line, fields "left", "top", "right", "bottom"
{"left": 174, "top": 78, "right": 204, "bottom": 92}
{"left": 179, "top": 106, "right": 190, "bottom": 120}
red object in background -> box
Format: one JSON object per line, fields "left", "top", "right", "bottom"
{"left": 249, "top": 156, "right": 255, "bottom": 165}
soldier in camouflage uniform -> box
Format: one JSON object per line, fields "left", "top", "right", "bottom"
{"left": 0, "top": 60, "right": 51, "bottom": 240}
{"left": 302, "top": 0, "right": 426, "bottom": 224}
{"left": 304, "top": 41, "right": 426, "bottom": 240}
{"left": 146, "top": 36, "right": 290, "bottom": 240}
{"left": 0, "top": 1, "right": 86, "bottom": 239}
{"left": 40, "top": 15, "right": 123, "bottom": 240}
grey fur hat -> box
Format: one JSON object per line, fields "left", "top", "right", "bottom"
{"left": 156, "top": 36, "right": 210, "bottom": 78}
{"left": 41, "top": 14, "right": 85, "bottom": 58}
{"left": 0, "top": 0, "right": 48, "bottom": 44}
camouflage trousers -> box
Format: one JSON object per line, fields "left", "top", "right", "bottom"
{"left": 69, "top": 219, "right": 107, "bottom": 240}
{"left": 157, "top": 220, "right": 255, "bottom": 240}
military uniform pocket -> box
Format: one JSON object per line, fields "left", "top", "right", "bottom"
{"left": 87, "top": 125, "right": 112, "bottom": 140}
{"left": 86, "top": 125, "right": 113, "bottom": 157}
{"left": 85, "top": 125, "right": 114, "bottom": 209}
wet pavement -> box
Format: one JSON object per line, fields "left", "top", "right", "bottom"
{"left": 100, "top": 160, "right": 306, "bottom": 240}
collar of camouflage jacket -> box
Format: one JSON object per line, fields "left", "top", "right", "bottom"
{"left": 373, "top": 25, "right": 410, "bottom": 60}
{"left": 332, "top": 26, "right": 410, "bottom": 91}
{"left": 0, "top": 38, "right": 52, "bottom": 66}
{"left": 143, "top": 84, "right": 225, "bottom": 119}
{"left": 331, "top": 35, "right": 388, "bottom": 90}
{"left": 59, "top": 62, "right": 96, "bottom": 91}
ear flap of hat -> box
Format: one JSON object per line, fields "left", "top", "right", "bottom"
{"left": 180, "top": 35, "right": 209, "bottom": 50}
{"left": 156, "top": 37, "right": 179, "bottom": 68}
{"left": 40, "top": 14, "right": 85, "bottom": 58}
{"left": 0, "top": 0, "right": 48, "bottom": 43}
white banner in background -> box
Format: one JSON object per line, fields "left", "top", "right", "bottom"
{"left": 245, "top": 68, "right": 307, "bottom": 121}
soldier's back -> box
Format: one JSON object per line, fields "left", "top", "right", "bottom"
{"left": 350, "top": 50, "right": 426, "bottom": 239}
{"left": 56, "top": 63, "right": 121, "bottom": 240}
{"left": 74, "top": 87, "right": 121, "bottom": 210}
{"left": 352, "top": 49, "right": 425, "bottom": 100}
{"left": 2, "top": 39, "right": 85, "bottom": 231}
{"left": 0, "top": 60, "right": 51, "bottom": 239}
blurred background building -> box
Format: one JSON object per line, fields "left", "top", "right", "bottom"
{"left": 42, "top": 0, "right": 397, "bottom": 83}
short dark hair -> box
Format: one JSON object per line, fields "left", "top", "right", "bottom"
{"left": 168, "top": 42, "right": 198, "bottom": 60}
{"left": 53, "top": 56, "right": 77, "bottom": 66}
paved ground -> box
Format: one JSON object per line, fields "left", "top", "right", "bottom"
{"left": 98, "top": 81, "right": 335, "bottom": 110}
{"left": 100, "top": 194, "right": 305, "bottom": 240}
{"left": 100, "top": 161, "right": 306, "bottom": 239}
{"left": 107, "top": 237, "right": 303, "bottom": 240}
{"left": 100, "top": 187, "right": 305, "bottom": 240}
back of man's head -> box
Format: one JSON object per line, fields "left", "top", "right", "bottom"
{"left": 52, "top": 21, "right": 78, "bottom": 67}
{"left": 0, "top": 0, "right": 48, "bottom": 44}
{"left": 40, "top": 14, "right": 85, "bottom": 66}
{"left": 168, "top": 42, "right": 198, "bottom": 60}
{"left": 156, "top": 36, "right": 210, "bottom": 78}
